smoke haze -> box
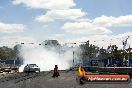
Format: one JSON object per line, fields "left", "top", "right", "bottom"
{"left": 19, "top": 44, "right": 74, "bottom": 72}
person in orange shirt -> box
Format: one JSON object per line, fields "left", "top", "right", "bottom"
{"left": 79, "top": 65, "right": 86, "bottom": 76}
{"left": 78, "top": 65, "right": 86, "bottom": 84}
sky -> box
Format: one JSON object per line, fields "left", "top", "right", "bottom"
{"left": 0, "top": 0, "right": 132, "bottom": 49}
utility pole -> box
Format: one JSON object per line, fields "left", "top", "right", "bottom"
{"left": 73, "top": 51, "right": 74, "bottom": 67}
{"left": 122, "top": 36, "right": 130, "bottom": 66}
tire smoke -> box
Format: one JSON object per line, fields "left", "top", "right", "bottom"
{"left": 18, "top": 44, "right": 74, "bottom": 71}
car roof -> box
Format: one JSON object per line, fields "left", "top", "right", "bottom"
{"left": 28, "top": 64, "right": 37, "bottom": 65}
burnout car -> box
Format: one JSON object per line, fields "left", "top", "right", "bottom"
{"left": 23, "top": 64, "right": 40, "bottom": 73}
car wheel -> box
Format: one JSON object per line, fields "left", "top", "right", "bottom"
{"left": 28, "top": 69, "right": 30, "bottom": 73}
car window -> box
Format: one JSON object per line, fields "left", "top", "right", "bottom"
{"left": 29, "top": 64, "right": 38, "bottom": 67}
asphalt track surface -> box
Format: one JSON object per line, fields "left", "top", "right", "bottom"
{"left": 0, "top": 71, "right": 132, "bottom": 88}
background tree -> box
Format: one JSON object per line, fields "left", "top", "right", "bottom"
{"left": 0, "top": 46, "right": 16, "bottom": 60}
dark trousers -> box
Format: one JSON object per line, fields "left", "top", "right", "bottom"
{"left": 52, "top": 72, "right": 60, "bottom": 77}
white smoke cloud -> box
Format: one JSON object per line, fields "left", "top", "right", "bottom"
{"left": 19, "top": 44, "right": 74, "bottom": 71}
